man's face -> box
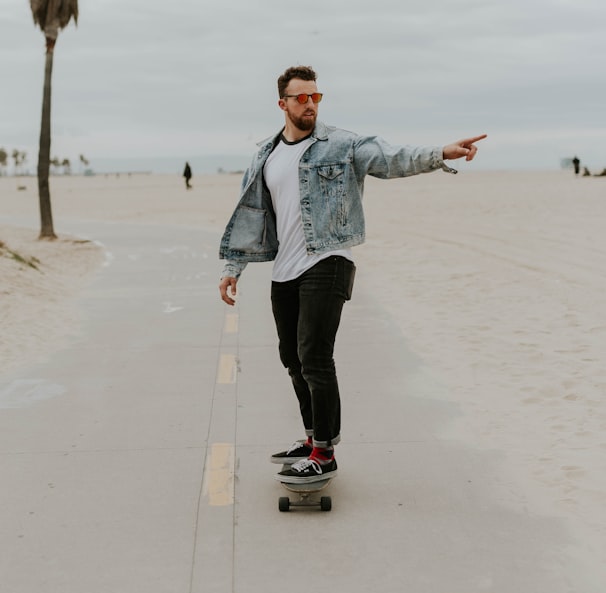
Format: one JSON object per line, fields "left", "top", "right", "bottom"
{"left": 279, "top": 78, "right": 319, "bottom": 132}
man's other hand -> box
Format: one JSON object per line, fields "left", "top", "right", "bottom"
{"left": 219, "top": 276, "right": 238, "bottom": 306}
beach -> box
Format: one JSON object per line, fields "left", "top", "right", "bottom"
{"left": 360, "top": 171, "right": 606, "bottom": 567}
{"left": 1, "top": 174, "right": 236, "bottom": 374}
{"left": 1, "top": 170, "right": 605, "bottom": 584}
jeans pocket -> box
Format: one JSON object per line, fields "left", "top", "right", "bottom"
{"left": 342, "top": 259, "right": 356, "bottom": 301}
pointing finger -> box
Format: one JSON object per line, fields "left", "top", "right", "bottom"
{"left": 461, "top": 134, "right": 487, "bottom": 146}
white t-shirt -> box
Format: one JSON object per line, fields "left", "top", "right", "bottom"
{"left": 263, "top": 134, "right": 353, "bottom": 282}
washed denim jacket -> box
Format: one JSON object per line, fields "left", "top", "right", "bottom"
{"left": 219, "top": 121, "right": 456, "bottom": 278}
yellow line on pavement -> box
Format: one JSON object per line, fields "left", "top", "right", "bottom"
{"left": 223, "top": 313, "right": 239, "bottom": 334}
{"left": 216, "top": 353, "right": 237, "bottom": 384}
{"left": 203, "top": 443, "right": 235, "bottom": 506}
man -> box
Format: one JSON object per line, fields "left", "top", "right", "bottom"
{"left": 219, "top": 65, "right": 486, "bottom": 484}
{"left": 183, "top": 161, "right": 193, "bottom": 189}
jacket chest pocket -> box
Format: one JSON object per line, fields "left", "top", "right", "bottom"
{"left": 317, "top": 164, "right": 346, "bottom": 199}
{"left": 317, "top": 164, "right": 344, "bottom": 183}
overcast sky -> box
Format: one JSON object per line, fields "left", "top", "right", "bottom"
{"left": 2, "top": 0, "right": 605, "bottom": 171}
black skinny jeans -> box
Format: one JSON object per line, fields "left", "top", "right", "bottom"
{"left": 271, "top": 256, "right": 356, "bottom": 447}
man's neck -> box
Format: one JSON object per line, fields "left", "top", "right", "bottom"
{"left": 282, "top": 122, "right": 314, "bottom": 143}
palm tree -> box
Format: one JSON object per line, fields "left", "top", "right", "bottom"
{"left": 0, "top": 148, "right": 7, "bottom": 175}
{"left": 12, "top": 149, "right": 21, "bottom": 175}
{"left": 79, "top": 153, "right": 89, "bottom": 174}
{"left": 51, "top": 156, "right": 61, "bottom": 175}
{"left": 30, "top": 0, "right": 79, "bottom": 239}
{"left": 11, "top": 149, "right": 28, "bottom": 175}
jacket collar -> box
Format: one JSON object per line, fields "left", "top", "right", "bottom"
{"left": 257, "top": 121, "right": 329, "bottom": 149}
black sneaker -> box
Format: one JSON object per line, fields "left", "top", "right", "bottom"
{"left": 276, "top": 457, "right": 338, "bottom": 484}
{"left": 270, "top": 440, "right": 313, "bottom": 465}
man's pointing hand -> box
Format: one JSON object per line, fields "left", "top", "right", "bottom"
{"left": 443, "top": 134, "right": 487, "bottom": 162}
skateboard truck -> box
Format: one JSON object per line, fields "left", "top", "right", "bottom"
{"left": 279, "top": 491, "right": 332, "bottom": 512}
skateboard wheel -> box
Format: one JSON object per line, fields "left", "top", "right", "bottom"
{"left": 278, "top": 497, "right": 290, "bottom": 512}
{"left": 320, "top": 496, "right": 332, "bottom": 512}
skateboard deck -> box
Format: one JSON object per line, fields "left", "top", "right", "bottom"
{"left": 277, "top": 465, "right": 333, "bottom": 512}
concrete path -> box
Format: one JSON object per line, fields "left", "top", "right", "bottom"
{"left": 0, "top": 220, "right": 594, "bottom": 592}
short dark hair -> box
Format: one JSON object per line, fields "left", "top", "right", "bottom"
{"left": 277, "top": 66, "right": 317, "bottom": 98}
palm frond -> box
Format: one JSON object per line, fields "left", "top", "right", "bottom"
{"left": 30, "top": 0, "right": 78, "bottom": 32}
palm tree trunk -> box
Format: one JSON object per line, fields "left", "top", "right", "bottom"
{"left": 37, "top": 44, "right": 57, "bottom": 240}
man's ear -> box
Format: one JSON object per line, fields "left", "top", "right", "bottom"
{"left": 278, "top": 99, "right": 287, "bottom": 111}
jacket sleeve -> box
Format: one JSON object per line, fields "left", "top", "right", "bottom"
{"left": 221, "top": 260, "right": 248, "bottom": 279}
{"left": 353, "top": 135, "right": 456, "bottom": 179}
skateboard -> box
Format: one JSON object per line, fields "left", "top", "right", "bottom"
{"left": 277, "top": 465, "right": 333, "bottom": 512}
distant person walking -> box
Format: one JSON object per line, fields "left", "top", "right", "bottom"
{"left": 183, "top": 162, "right": 193, "bottom": 189}
{"left": 572, "top": 156, "right": 580, "bottom": 176}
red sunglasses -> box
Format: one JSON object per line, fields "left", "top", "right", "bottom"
{"left": 282, "top": 93, "right": 323, "bottom": 104}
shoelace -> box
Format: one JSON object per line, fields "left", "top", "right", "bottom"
{"left": 291, "top": 458, "right": 322, "bottom": 474}
{"left": 287, "top": 440, "right": 309, "bottom": 454}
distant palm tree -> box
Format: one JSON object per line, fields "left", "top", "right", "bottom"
{"left": 79, "top": 153, "right": 89, "bottom": 174}
{"left": 0, "top": 148, "right": 7, "bottom": 175}
{"left": 51, "top": 156, "right": 61, "bottom": 175}
{"left": 11, "top": 149, "right": 19, "bottom": 173}
{"left": 30, "top": 0, "right": 79, "bottom": 239}
{"left": 11, "top": 149, "right": 28, "bottom": 175}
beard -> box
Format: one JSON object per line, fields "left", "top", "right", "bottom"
{"left": 287, "top": 110, "right": 317, "bottom": 132}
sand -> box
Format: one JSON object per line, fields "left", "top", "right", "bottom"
{"left": 0, "top": 225, "right": 104, "bottom": 376}
{"left": 360, "top": 171, "right": 606, "bottom": 561}
{"left": 1, "top": 170, "right": 605, "bottom": 563}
